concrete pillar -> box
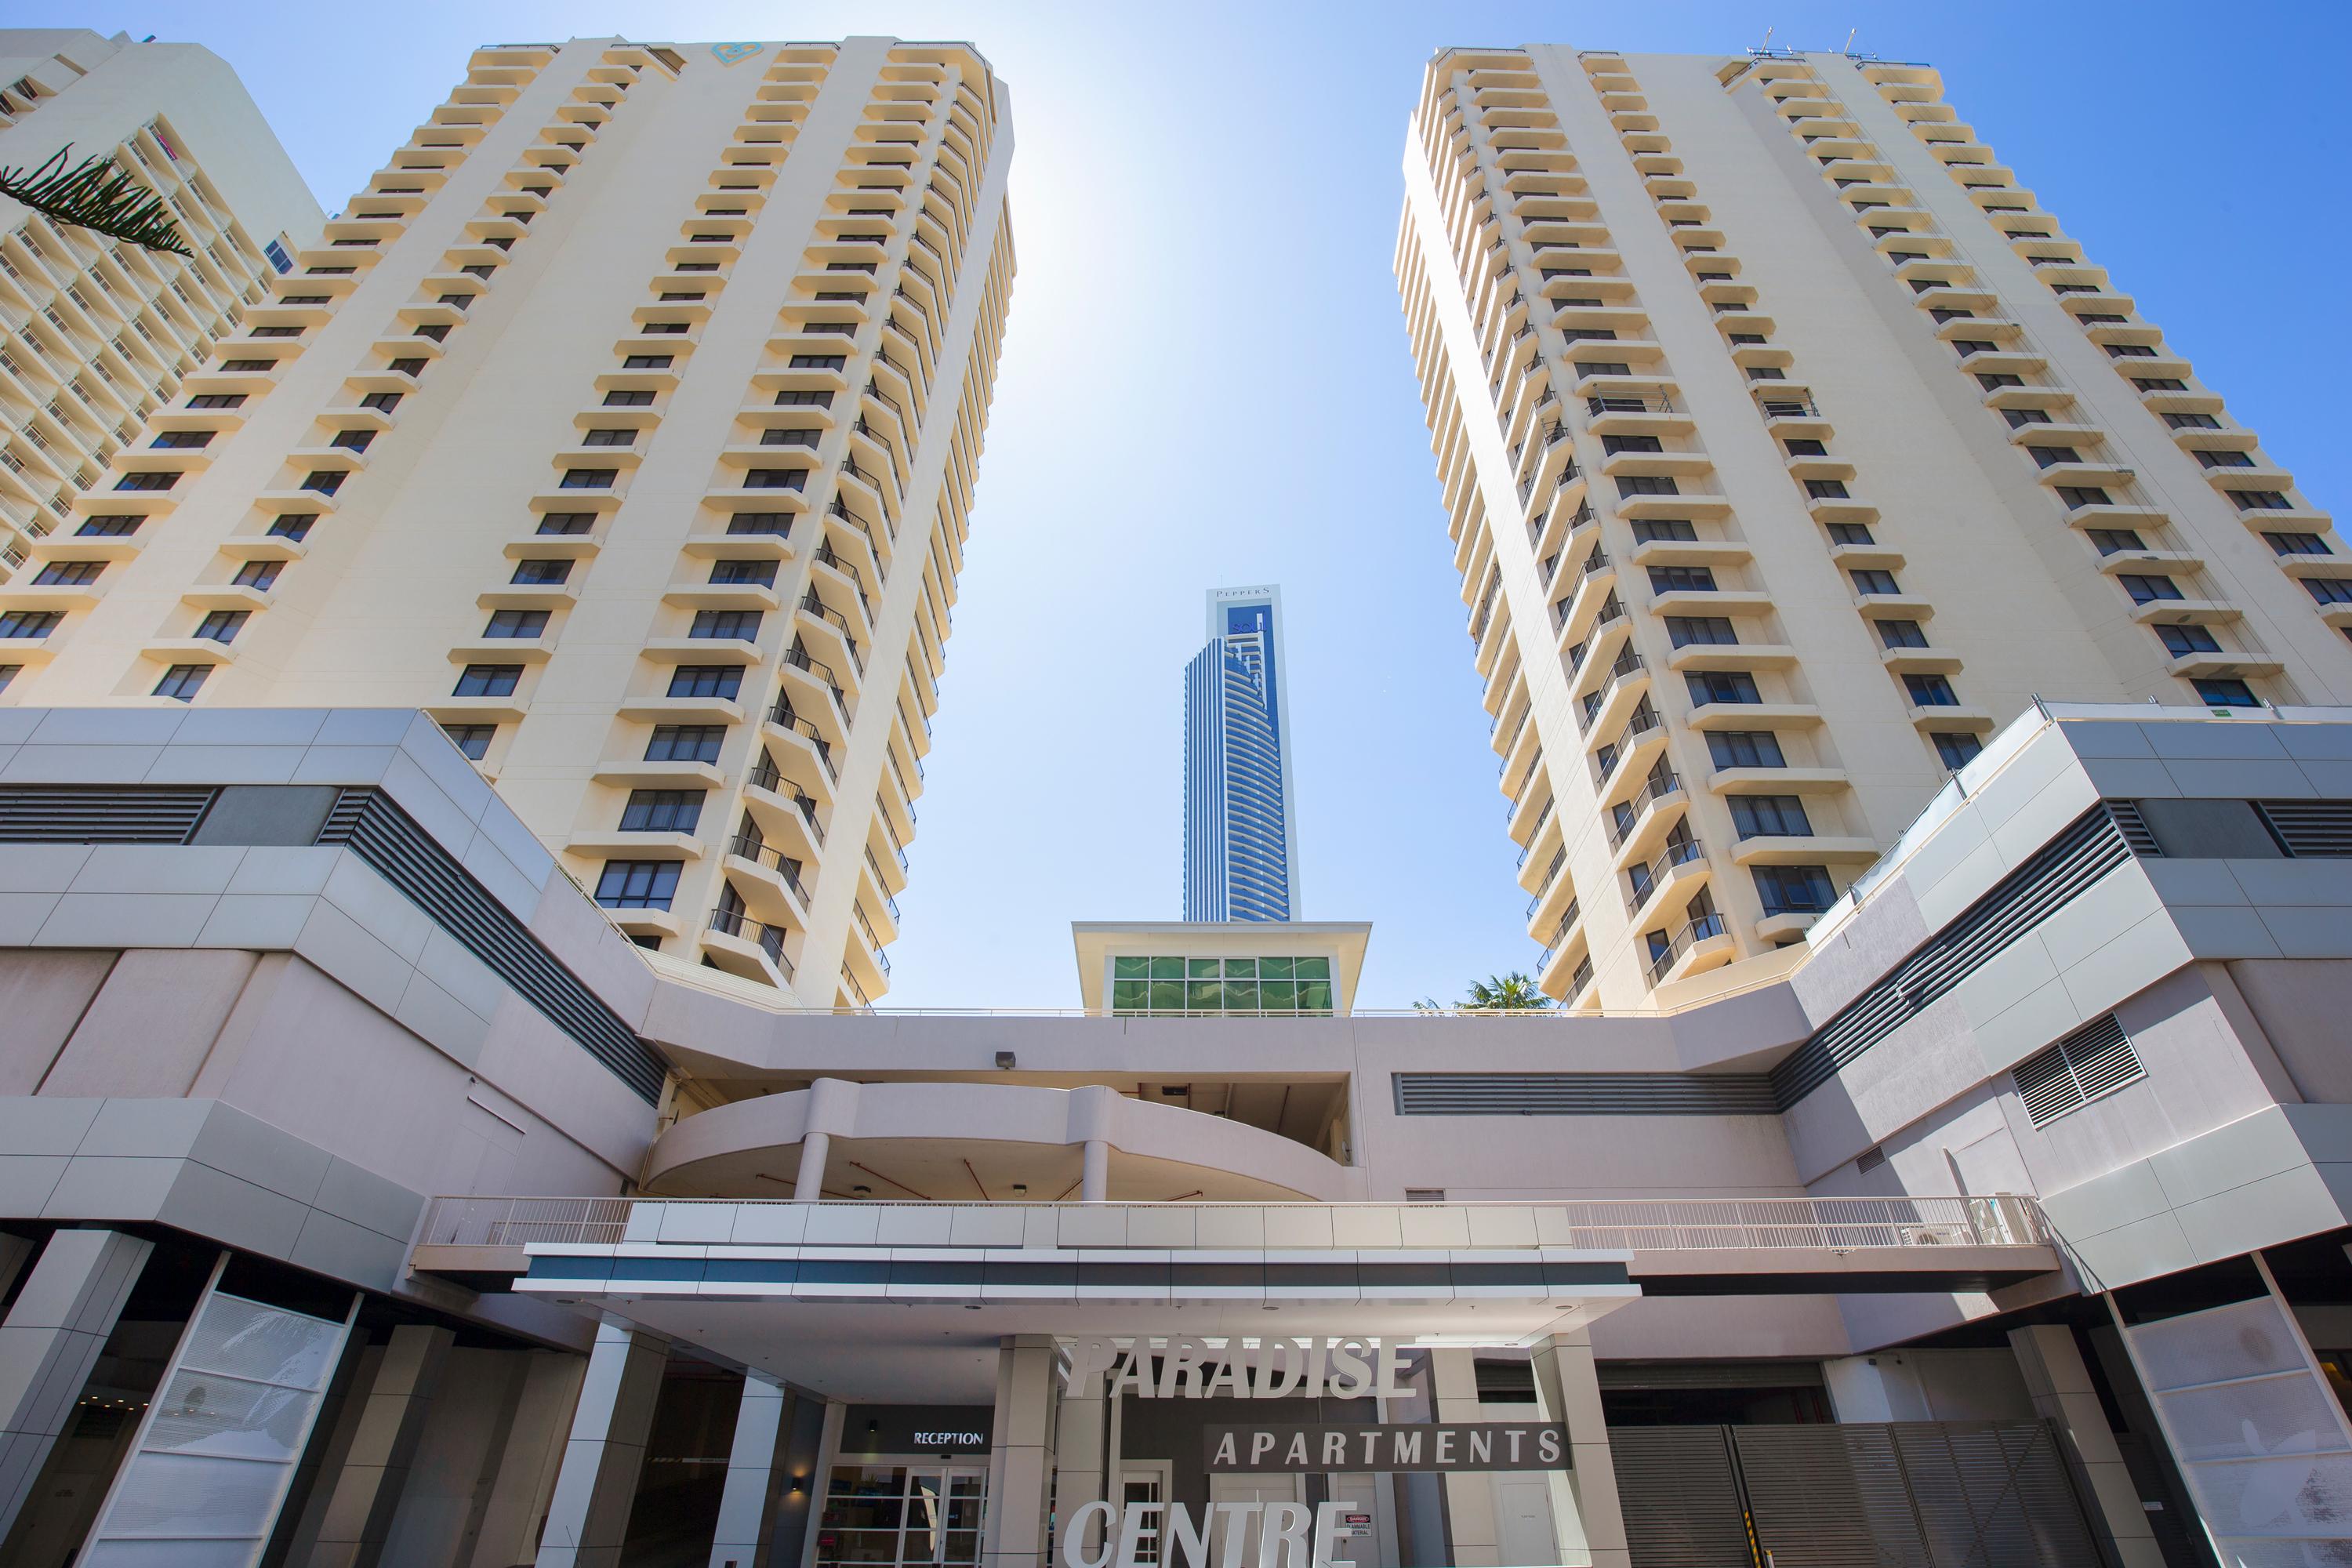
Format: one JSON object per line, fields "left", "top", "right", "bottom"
{"left": 982, "top": 1335, "right": 1058, "bottom": 1568}
{"left": 794, "top": 1131, "right": 831, "bottom": 1201}
{"left": 1530, "top": 1331, "right": 1628, "bottom": 1568}
{"left": 0, "top": 1229, "right": 152, "bottom": 1541}
{"left": 469, "top": 1350, "right": 590, "bottom": 1568}
{"left": 535, "top": 1323, "right": 669, "bottom": 1568}
{"left": 2009, "top": 1326, "right": 2166, "bottom": 1568}
{"left": 1080, "top": 1141, "right": 1109, "bottom": 1203}
{"left": 710, "top": 1374, "right": 791, "bottom": 1568}
{"left": 308, "top": 1323, "right": 457, "bottom": 1568}
{"left": 1428, "top": 1349, "right": 1499, "bottom": 1567}
{"left": 1054, "top": 1356, "right": 1109, "bottom": 1560}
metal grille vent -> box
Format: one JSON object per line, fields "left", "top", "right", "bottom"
{"left": 2013, "top": 1014, "right": 2142, "bottom": 1128}
{"left": 1393, "top": 1073, "right": 1777, "bottom": 1116}
{"left": 1771, "top": 804, "right": 2130, "bottom": 1110}
{"left": 2108, "top": 799, "right": 2161, "bottom": 856}
{"left": 2258, "top": 800, "right": 2352, "bottom": 858}
{"left": 314, "top": 788, "right": 666, "bottom": 1103}
{"left": 1854, "top": 1145, "right": 1886, "bottom": 1174}
{"left": 0, "top": 786, "right": 216, "bottom": 843}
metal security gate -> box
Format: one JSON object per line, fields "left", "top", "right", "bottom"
{"left": 1611, "top": 1421, "right": 2103, "bottom": 1567}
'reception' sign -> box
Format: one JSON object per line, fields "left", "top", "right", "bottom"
{"left": 1206, "top": 1423, "right": 1569, "bottom": 1473}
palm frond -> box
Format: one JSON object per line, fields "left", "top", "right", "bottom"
{"left": 0, "top": 145, "right": 191, "bottom": 257}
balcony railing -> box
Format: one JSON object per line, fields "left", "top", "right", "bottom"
{"left": 1625, "top": 837, "right": 1705, "bottom": 913}
{"left": 1525, "top": 845, "right": 1567, "bottom": 916}
{"left": 1592, "top": 706, "right": 1659, "bottom": 787}
{"left": 1586, "top": 393, "right": 1675, "bottom": 417}
{"left": 708, "top": 904, "right": 792, "bottom": 975}
{"left": 766, "top": 699, "right": 838, "bottom": 781}
{"left": 1605, "top": 768, "right": 1682, "bottom": 851}
{"left": 745, "top": 759, "right": 826, "bottom": 844}
{"left": 727, "top": 831, "right": 808, "bottom": 902}
{"left": 1646, "top": 909, "right": 1728, "bottom": 985}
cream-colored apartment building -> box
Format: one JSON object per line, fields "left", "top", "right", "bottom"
{"left": 1396, "top": 46, "right": 2349, "bottom": 1011}
{"left": 0, "top": 28, "right": 322, "bottom": 580}
{"left": 5, "top": 34, "right": 1016, "bottom": 1011}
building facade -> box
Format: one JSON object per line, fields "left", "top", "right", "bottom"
{"left": 0, "top": 701, "right": 2349, "bottom": 1568}
{"left": 1395, "top": 48, "right": 2350, "bottom": 1011}
{"left": 0, "top": 28, "right": 323, "bottom": 584}
{"left": 1182, "top": 586, "right": 1300, "bottom": 921}
{"left": 0, "top": 35, "right": 1018, "bottom": 1012}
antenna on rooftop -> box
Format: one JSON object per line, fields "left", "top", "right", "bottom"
{"left": 1844, "top": 27, "right": 1857, "bottom": 53}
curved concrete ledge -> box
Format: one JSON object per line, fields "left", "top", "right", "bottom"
{"left": 644, "top": 1079, "right": 1352, "bottom": 1202}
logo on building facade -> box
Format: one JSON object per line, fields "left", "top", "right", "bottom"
{"left": 710, "top": 42, "right": 763, "bottom": 66}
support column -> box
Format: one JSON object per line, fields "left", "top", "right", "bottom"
{"left": 0, "top": 1229, "right": 152, "bottom": 1541}
{"left": 470, "top": 1350, "right": 591, "bottom": 1568}
{"left": 2008, "top": 1326, "right": 2165, "bottom": 1568}
{"left": 710, "top": 1374, "right": 791, "bottom": 1568}
{"left": 1054, "top": 1356, "right": 1108, "bottom": 1562}
{"left": 308, "top": 1323, "right": 456, "bottom": 1568}
{"left": 1530, "top": 1331, "right": 1628, "bottom": 1568}
{"left": 1080, "top": 1142, "right": 1109, "bottom": 1203}
{"left": 1428, "top": 1349, "right": 1499, "bottom": 1568}
{"left": 794, "top": 1132, "right": 830, "bottom": 1202}
{"left": 982, "top": 1335, "right": 1058, "bottom": 1568}
{"left": 535, "top": 1323, "right": 670, "bottom": 1568}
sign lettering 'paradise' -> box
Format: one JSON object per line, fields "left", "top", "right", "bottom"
{"left": 1063, "top": 1337, "right": 1410, "bottom": 1400}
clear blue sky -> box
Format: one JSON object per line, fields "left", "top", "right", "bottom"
{"left": 52, "top": 0, "right": 2350, "bottom": 1009}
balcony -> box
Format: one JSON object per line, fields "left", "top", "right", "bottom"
{"left": 706, "top": 904, "right": 793, "bottom": 985}
{"left": 725, "top": 830, "right": 811, "bottom": 914}
{"left": 764, "top": 699, "right": 840, "bottom": 792}
{"left": 1624, "top": 837, "right": 1708, "bottom": 922}
{"left": 1646, "top": 911, "right": 1734, "bottom": 987}
{"left": 1591, "top": 706, "right": 1664, "bottom": 792}
{"left": 1575, "top": 648, "right": 1650, "bottom": 742}
{"left": 1606, "top": 771, "right": 1687, "bottom": 867}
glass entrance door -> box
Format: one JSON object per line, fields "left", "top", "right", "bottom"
{"left": 818, "top": 1465, "right": 987, "bottom": 1568}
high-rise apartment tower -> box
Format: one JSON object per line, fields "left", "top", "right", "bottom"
{"left": 1397, "top": 46, "right": 2347, "bottom": 1009}
{"left": 5, "top": 35, "right": 1016, "bottom": 1009}
{"left": 1183, "top": 584, "right": 1301, "bottom": 920}
{"left": 0, "top": 29, "right": 322, "bottom": 583}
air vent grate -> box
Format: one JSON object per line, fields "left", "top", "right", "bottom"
{"left": 2013, "top": 1014, "right": 2142, "bottom": 1128}
{"left": 2257, "top": 800, "right": 2352, "bottom": 858}
{"left": 1394, "top": 1073, "right": 1777, "bottom": 1116}
{"left": 2107, "top": 800, "right": 2161, "bottom": 857}
{"left": 0, "top": 786, "right": 216, "bottom": 843}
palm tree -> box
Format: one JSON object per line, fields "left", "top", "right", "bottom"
{"left": 1415, "top": 972, "right": 1552, "bottom": 1011}
{"left": 0, "top": 146, "right": 189, "bottom": 256}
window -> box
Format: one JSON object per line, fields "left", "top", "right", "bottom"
{"left": 302, "top": 471, "right": 343, "bottom": 495}
{"left": 483, "top": 609, "right": 549, "bottom": 638}
{"left": 187, "top": 394, "right": 246, "bottom": 410}
{"left": 559, "top": 468, "right": 617, "bottom": 489}
{"left": 2057, "top": 486, "right": 2111, "bottom": 509}
{"left": 582, "top": 429, "right": 635, "bottom": 447}
{"left": 1686, "top": 670, "right": 1759, "bottom": 706}
{"left": 594, "top": 860, "right": 681, "bottom": 910}
{"left": 621, "top": 354, "right": 673, "bottom": 369}
{"left": 1804, "top": 479, "right": 1850, "bottom": 499}
{"left": 775, "top": 389, "right": 834, "bottom": 408}
{"left": 267, "top": 514, "right": 316, "bottom": 540}
{"left": 1666, "top": 616, "right": 1737, "bottom": 647}
{"left": 2194, "top": 449, "right": 2255, "bottom": 470}
{"left": 1918, "top": 735, "right": 1978, "bottom": 774}
{"left": 537, "top": 512, "right": 595, "bottom": 535}
{"left": 2194, "top": 678, "right": 2259, "bottom": 708}
{"left": 232, "top": 561, "right": 281, "bottom": 590}
{"left": 194, "top": 610, "right": 248, "bottom": 643}
{"left": 2302, "top": 578, "right": 2352, "bottom": 606}
{"left": 1850, "top": 569, "right": 1900, "bottom": 595}
{"left": 412, "top": 323, "right": 450, "bottom": 343}
{"left": 759, "top": 429, "right": 821, "bottom": 448}
{"left": 2265, "top": 533, "right": 2332, "bottom": 557}
{"left": 2002, "top": 408, "right": 2052, "bottom": 428}
{"left": 1781, "top": 438, "right": 1828, "bottom": 458}
{"left": 152, "top": 664, "right": 209, "bottom": 701}
{"left": 2119, "top": 575, "right": 2182, "bottom": 604}
{"left": 604, "top": 390, "right": 655, "bottom": 407}
{"left": 149, "top": 430, "right": 212, "bottom": 450}
{"left": 387, "top": 357, "right": 426, "bottom": 376}
{"left": 691, "top": 610, "right": 761, "bottom": 641}
{"left": 666, "top": 665, "right": 743, "bottom": 699}
{"left": 1618, "top": 474, "right": 1680, "bottom": 496}
{"left": 453, "top": 664, "right": 521, "bottom": 696}
{"left": 1976, "top": 373, "right": 2022, "bottom": 391}
{"left": 1647, "top": 564, "right": 1716, "bottom": 593}
{"left": 1904, "top": 673, "right": 1959, "bottom": 707}
{"left": 443, "top": 724, "right": 495, "bottom": 760}
{"left": 789, "top": 354, "right": 846, "bottom": 369}
{"left": 2132, "top": 374, "right": 2187, "bottom": 391}
{"left": 2157, "top": 624, "right": 2220, "bottom": 656}
{"left": 745, "top": 469, "right": 806, "bottom": 490}
{"left": 1601, "top": 434, "right": 1663, "bottom": 455}
{"left": 331, "top": 430, "right": 373, "bottom": 452}
{"left": 2107, "top": 343, "right": 2158, "bottom": 358}
{"left": 646, "top": 724, "right": 725, "bottom": 763}
{"left": 1631, "top": 519, "right": 1697, "bottom": 543}
{"left": 1108, "top": 954, "right": 1336, "bottom": 1016}
{"left": 1730, "top": 795, "right": 1812, "bottom": 839}
{"left": 2229, "top": 491, "right": 2292, "bottom": 511}
{"left": 360, "top": 391, "right": 403, "bottom": 412}
{"left": 710, "top": 559, "right": 778, "bottom": 587}
{"left": 2162, "top": 412, "right": 2221, "bottom": 430}
{"left": 263, "top": 238, "right": 292, "bottom": 274}
{"left": 1951, "top": 339, "right": 1995, "bottom": 358}
{"left": 1826, "top": 523, "right": 1875, "bottom": 546}
{"left": 2087, "top": 529, "right": 2144, "bottom": 555}
{"left": 114, "top": 470, "right": 178, "bottom": 492}
{"left": 78, "top": 515, "right": 141, "bottom": 538}
{"left": 1574, "top": 361, "right": 1631, "bottom": 379}
{"left": 2028, "top": 445, "right": 2081, "bottom": 468}
{"left": 1707, "top": 731, "right": 1784, "bottom": 769}
{"left": 1752, "top": 864, "right": 1837, "bottom": 917}
{"left": 1877, "top": 619, "right": 1929, "bottom": 649}
{"left": 220, "top": 360, "right": 275, "bottom": 372}
{"left": 32, "top": 561, "right": 103, "bottom": 586}
{"left": 620, "top": 789, "right": 706, "bottom": 833}
{"left": 728, "top": 512, "right": 793, "bottom": 535}
{"left": 248, "top": 325, "right": 303, "bottom": 339}
{"left": 510, "top": 559, "right": 572, "bottom": 586}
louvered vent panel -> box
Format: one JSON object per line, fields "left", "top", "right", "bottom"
{"left": 2108, "top": 798, "right": 2161, "bottom": 856}
{"left": 2259, "top": 800, "right": 2352, "bottom": 858}
{"left": 1606, "top": 1427, "right": 1754, "bottom": 1568}
{"left": 1393, "top": 1073, "right": 1777, "bottom": 1116}
{"left": 2013, "top": 1014, "right": 2142, "bottom": 1128}
{"left": 0, "top": 786, "right": 216, "bottom": 843}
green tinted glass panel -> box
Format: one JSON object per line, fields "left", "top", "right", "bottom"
{"left": 1260, "top": 956, "right": 1294, "bottom": 979}
{"left": 1188, "top": 958, "right": 1220, "bottom": 978}
{"left": 1148, "top": 979, "right": 1184, "bottom": 1011}
{"left": 1261, "top": 980, "right": 1298, "bottom": 1011}
{"left": 1294, "top": 956, "right": 1331, "bottom": 980}
{"left": 1111, "top": 979, "right": 1146, "bottom": 1011}
{"left": 1298, "top": 980, "right": 1334, "bottom": 1013}
{"left": 1149, "top": 956, "right": 1183, "bottom": 980}
{"left": 1187, "top": 980, "right": 1221, "bottom": 1011}
{"left": 1225, "top": 981, "right": 1259, "bottom": 1011}
{"left": 1112, "top": 956, "right": 1149, "bottom": 980}
{"left": 1223, "top": 958, "right": 1257, "bottom": 978}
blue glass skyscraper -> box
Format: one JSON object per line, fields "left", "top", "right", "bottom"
{"left": 1183, "top": 586, "right": 1301, "bottom": 921}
